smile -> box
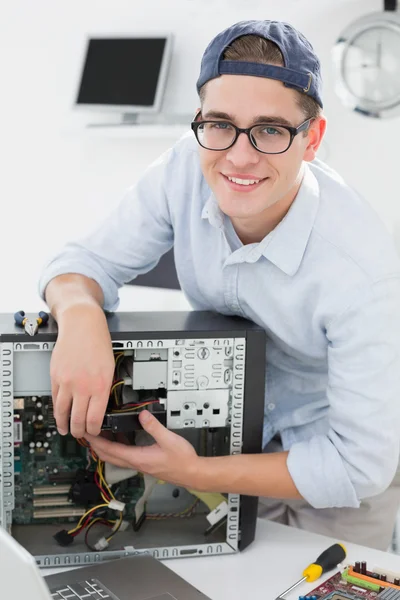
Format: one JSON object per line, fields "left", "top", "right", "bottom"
{"left": 223, "top": 174, "right": 268, "bottom": 191}
{"left": 228, "top": 176, "right": 261, "bottom": 185}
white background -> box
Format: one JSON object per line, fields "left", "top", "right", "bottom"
{"left": 0, "top": 0, "right": 399, "bottom": 310}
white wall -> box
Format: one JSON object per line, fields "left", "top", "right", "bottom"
{"left": 0, "top": 0, "right": 398, "bottom": 312}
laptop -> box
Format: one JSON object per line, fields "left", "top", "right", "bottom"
{"left": 0, "top": 526, "right": 211, "bottom": 600}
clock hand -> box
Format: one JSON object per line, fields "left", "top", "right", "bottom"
{"left": 376, "top": 37, "right": 382, "bottom": 68}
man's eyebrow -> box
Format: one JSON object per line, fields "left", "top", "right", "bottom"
{"left": 202, "top": 110, "right": 294, "bottom": 127}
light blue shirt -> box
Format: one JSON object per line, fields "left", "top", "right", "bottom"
{"left": 39, "top": 133, "right": 400, "bottom": 509}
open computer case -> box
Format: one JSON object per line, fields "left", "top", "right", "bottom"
{"left": 0, "top": 311, "right": 265, "bottom": 567}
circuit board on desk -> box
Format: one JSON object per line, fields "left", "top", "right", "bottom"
{"left": 303, "top": 560, "right": 400, "bottom": 600}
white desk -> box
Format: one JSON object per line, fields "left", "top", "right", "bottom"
{"left": 43, "top": 519, "right": 400, "bottom": 600}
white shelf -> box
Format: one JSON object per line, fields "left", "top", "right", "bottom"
{"left": 62, "top": 111, "right": 193, "bottom": 139}
{"left": 85, "top": 123, "right": 190, "bottom": 138}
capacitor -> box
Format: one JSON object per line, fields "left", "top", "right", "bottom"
{"left": 43, "top": 442, "right": 49, "bottom": 448}
{"left": 36, "top": 402, "right": 42, "bottom": 408}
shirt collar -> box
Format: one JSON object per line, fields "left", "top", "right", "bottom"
{"left": 256, "top": 164, "right": 320, "bottom": 275}
{"left": 201, "top": 163, "right": 320, "bottom": 276}
{"left": 201, "top": 193, "right": 224, "bottom": 228}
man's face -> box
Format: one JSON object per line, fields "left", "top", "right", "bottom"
{"left": 198, "top": 74, "right": 323, "bottom": 223}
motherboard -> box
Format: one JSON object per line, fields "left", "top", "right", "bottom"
{"left": 302, "top": 561, "right": 400, "bottom": 600}
{"left": 13, "top": 394, "right": 146, "bottom": 521}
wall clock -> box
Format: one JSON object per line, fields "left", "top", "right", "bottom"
{"left": 332, "top": 7, "right": 400, "bottom": 118}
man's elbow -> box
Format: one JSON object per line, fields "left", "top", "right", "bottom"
{"left": 351, "top": 459, "right": 398, "bottom": 501}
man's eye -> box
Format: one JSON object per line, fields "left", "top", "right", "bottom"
{"left": 209, "top": 122, "right": 230, "bottom": 129}
{"left": 263, "top": 126, "right": 282, "bottom": 135}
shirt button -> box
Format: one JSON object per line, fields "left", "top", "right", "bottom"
{"left": 267, "top": 403, "right": 275, "bottom": 411}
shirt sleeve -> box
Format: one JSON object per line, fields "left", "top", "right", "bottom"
{"left": 286, "top": 276, "right": 400, "bottom": 508}
{"left": 38, "top": 149, "right": 175, "bottom": 312}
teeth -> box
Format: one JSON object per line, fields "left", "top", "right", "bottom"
{"left": 228, "top": 176, "right": 260, "bottom": 186}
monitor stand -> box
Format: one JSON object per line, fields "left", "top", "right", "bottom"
{"left": 86, "top": 112, "right": 192, "bottom": 128}
{"left": 87, "top": 113, "right": 140, "bottom": 128}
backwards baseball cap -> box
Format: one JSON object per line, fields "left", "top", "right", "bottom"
{"left": 196, "top": 20, "right": 323, "bottom": 108}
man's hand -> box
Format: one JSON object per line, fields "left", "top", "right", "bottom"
{"left": 50, "top": 304, "right": 115, "bottom": 439}
{"left": 85, "top": 410, "right": 201, "bottom": 488}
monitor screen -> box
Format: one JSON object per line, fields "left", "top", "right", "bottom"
{"left": 76, "top": 37, "right": 171, "bottom": 111}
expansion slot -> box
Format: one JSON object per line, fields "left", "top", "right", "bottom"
{"left": 33, "top": 508, "right": 85, "bottom": 519}
{"left": 33, "top": 496, "right": 72, "bottom": 508}
{"left": 33, "top": 485, "right": 71, "bottom": 496}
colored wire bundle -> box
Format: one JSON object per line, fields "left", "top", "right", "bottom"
{"left": 147, "top": 499, "right": 200, "bottom": 520}
{"left": 65, "top": 439, "right": 124, "bottom": 551}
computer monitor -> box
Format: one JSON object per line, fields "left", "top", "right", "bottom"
{"left": 75, "top": 35, "right": 173, "bottom": 115}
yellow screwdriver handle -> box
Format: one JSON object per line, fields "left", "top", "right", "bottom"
{"left": 303, "top": 563, "right": 323, "bottom": 582}
{"left": 303, "top": 543, "right": 347, "bottom": 583}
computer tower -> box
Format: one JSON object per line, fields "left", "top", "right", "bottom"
{"left": 0, "top": 310, "right": 265, "bottom": 567}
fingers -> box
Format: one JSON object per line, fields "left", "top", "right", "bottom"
{"left": 69, "top": 394, "right": 89, "bottom": 439}
{"left": 85, "top": 433, "right": 143, "bottom": 468}
{"left": 53, "top": 385, "right": 73, "bottom": 435}
{"left": 51, "top": 381, "right": 59, "bottom": 427}
{"left": 57, "top": 393, "right": 109, "bottom": 438}
{"left": 92, "top": 450, "right": 131, "bottom": 469}
{"left": 85, "top": 392, "right": 110, "bottom": 437}
{"left": 51, "top": 381, "right": 59, "bottom": 411}
{"left": 139, "top": 410, "right": 172, "bottom": 445}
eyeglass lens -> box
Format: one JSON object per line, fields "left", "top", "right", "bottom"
{"left": 196, "top": 122, "right": 292, "bottom": 153}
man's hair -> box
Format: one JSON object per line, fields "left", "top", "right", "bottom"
{"left": 199, "top": 34, "right": 322, "bottom": 122}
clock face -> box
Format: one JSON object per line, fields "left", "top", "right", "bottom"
{"left": 343, "top": 25, "right": 400, "bottom": 105}
{"left": 333, "top": 12, "right": 400, "bottom": 117}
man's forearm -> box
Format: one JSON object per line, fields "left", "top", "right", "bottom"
{"left": 45, "top": 274, "right": 104, "bottom": 322}
{"left": 194, "top": 451, "right": 302, "bottom": 499}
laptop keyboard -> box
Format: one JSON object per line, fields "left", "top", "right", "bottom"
{"left": 49, "top": 578, "right": 119, "bottom": 600}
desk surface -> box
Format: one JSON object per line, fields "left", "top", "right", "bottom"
{"left": 43, "top": 519, "right": 400, "bottom": 600}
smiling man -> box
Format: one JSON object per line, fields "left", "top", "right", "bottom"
{"left": 39, "top": 20, "right": 400, "bottom": 549}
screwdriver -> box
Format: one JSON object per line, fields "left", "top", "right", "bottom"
{"left": 275, "top": 543, "right": 347, "bottom": 600}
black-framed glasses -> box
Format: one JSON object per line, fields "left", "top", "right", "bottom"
{"left": 191, "top": 112, "right": 313, "bottom": 155}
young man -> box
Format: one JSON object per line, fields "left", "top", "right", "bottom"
{"left": 40, "top": 20, "right": 400, "bottom": 549}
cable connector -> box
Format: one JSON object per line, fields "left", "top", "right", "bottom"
{"left": 93, "top": 536, "right": 109, "bottom": 551}
{"left": 108, "top": 499, "right": 125, "bottom": 512}
{"left": 53, "top": 529, "right": 74, "bottom": 547}
{"left": 114, "top": 519, "right": 130, "bottom": 533}
{"left": 206, "top": 500, "right": 228, "bottom": 526}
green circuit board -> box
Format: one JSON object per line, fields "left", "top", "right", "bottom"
{"left": 13, "top": 396, "right": 144, "bottom": 526}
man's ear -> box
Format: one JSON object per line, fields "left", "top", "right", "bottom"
{"left": 303, "top": 116, "right": 327, "bottom": 162}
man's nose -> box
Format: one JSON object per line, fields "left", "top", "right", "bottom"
{"left": 225, "top": 132, "right": 260, "bottom": 166}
